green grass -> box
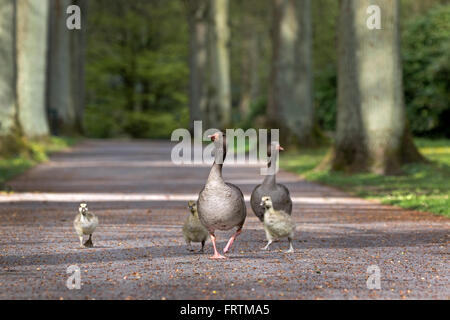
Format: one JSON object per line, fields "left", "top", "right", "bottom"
{"left": 281, "top": 138, "right": 450, "bottom": 217}
{"left": 0, "top": 136, "right": 77, "bottom": 191}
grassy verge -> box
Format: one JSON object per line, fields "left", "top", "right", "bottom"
{"left": 0, "top": 136, "right": 77, "bottom": 190}
{"left": 281, "top": 138, "right": 450, "bottom": 217}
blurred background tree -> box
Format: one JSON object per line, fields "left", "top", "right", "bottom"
{"left": 84, "top": 0, "right": 189, "bottom": 138}
{"left": 0, "top": 0, "right": 448, "bottom": 174}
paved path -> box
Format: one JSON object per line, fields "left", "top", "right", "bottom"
{"left": 0, "top": 140, "right": 448, "bottom": 299}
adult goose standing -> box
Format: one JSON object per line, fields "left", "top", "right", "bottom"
{"left": 250, "top": 141, "right": 292, "bottom": 222}
{"left": 197, "top": 131, "right": 247, "bottom": 259}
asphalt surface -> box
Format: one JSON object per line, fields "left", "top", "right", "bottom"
{"left": 0, "top": 140, "right": 448, "bottom": 300}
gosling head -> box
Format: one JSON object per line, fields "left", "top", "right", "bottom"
{"left": 79, "top": 202, "right": 88, "bottom": 216}
{"left": 260, "top": 196, "right": 273, "bottom": 209}
{"left": 188, "top": 200, "right": 197, "bottom": 215}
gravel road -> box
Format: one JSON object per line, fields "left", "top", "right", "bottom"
{"left": 0, "top": 140, "right": 448, "bottom": 299}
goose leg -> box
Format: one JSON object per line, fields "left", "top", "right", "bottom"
{"left": 223, "top": 228, "right": 242, "bottom": 254}
{"left": 209, "top": 233, "right": 227, "bottom": 259}
{"left": 186, "top": 241, "right": 194, "bottom": 252}
{"left": 79, "top": 236, "right": 84, "bottom": 248}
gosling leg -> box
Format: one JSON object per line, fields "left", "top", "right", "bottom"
{"left": 262, "top": 240, "right": 273, "bottom": 251}
{"left": 200, "top": 240, "right": 205, "bottom": 253}
{"left": 83, "top": 234, "right": 93, "bottom": 248}
{"left": 285, "top": 237, "right": 294, "bottom": 253}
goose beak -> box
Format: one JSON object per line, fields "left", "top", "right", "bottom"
{"left": 277, "top": 145, "right": 284, "bottom": 151}
{"left": 208, "top": 132, "right": 221, "bottom": 141}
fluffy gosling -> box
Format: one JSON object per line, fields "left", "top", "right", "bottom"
{"left": 74, "top": 202, "right": 98, "bottom": 248}
{"left": 182, "top": 201, "right": 208, "bottom": 252}
{"left": 261, "top": 196, "right": 295, "bottom": 253}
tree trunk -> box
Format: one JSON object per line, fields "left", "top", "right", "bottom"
{"left": 16, "top": 0, "right": 50, "bottom": 138}
{"left": 332, "top": 0, "right": 424, "bottom": 174}
{"left": 0, "top": 0, "right": 18, "bottom": 143}
{"left": 47, "top": 0, "right": 77, "bottom": 135}
{"left": 268, "top": 0, "right": 315, "bottom": 146}
{"left": 185, "top": 0, "right": 210, "bottom": 130}
{"left": 208, "top": 0, "right": 231, "bottom": 129}
{"left": 70, "top": 0, "right": 87, "bottom": 133}
{"left": 237, "top": 4, "right": 261, "bottom": 121}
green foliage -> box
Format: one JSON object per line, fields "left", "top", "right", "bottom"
{"left": 123, "top": 110, "right": 188, "bottom": 139}
{"left": 239, "top": 97, "right": 267, "bottom": 129}
{"left": 402, "top": 5, "right": 450, "bottom": 137}
{"left": 281, "top": 138, "right": 450, "bottom": 217}
{"left": 312, "top": 3, "right": 449, "bottom": 136}
{"left": 314, "top": 65, "right": 337, "bottom": 131}
{"left": 85, "top": 0, "right": 189, "bottom": 139}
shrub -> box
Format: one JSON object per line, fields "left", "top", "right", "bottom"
{"left": 123, "top": 110, "right": 188, "bottom": 139}
{"left": 402, "top": 5, "right": 450, "bottom": 137}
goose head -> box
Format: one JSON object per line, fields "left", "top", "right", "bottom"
{"left": 79, "top": 202, "right": 89, "bottom": 216}
{"left": 260, "top": 196, "right": 273, "bottom": 209}
{"left": 268, "top": 141, "right": 284, "bottom": 156}
{"left": 188, "top": 200, "right": 197, "bottom": 215}
{"left": 208, "top": 131, "right": 227, "bottom": 164}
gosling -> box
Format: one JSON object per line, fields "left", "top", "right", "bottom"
{"left": 260, "top": 196, "right": 295, "bottom": 253}
{"left": 182, "top": 201, "right": 208, "bottom": 252}
{"left": 74, "top": 202, "right": 98, "bottom": 248}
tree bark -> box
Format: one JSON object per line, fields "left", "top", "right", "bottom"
{"left": 208, "top": 0, "right": 231, "bottom": 129}
{"left": 237, "top": 3, "right": 261, "bottom": 121}
{"left": 47, "top": 0, "right": 77, "bottom": 135}
{"left": 16, "top": 0, "right": 50, "bottom": 138}
{"left": 332, "top": 0, "right": 424, "bottom": 174}
{"left": 268, "top": 0, "right": 315, "bottom": 146}
{"left": 70, "top": 0, "right": 87, "bottom": 133}
{"left": 185, "top": 0, "right": 210, "bottom": 130}
{"left": 0, "top": 0, "right": 18, "bottom": 142}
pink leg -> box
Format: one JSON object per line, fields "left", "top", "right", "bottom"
{"left": 223, "top": 229, "right": 242, "bottom": 254}
{"left": 209, "top": 233, "right": 227, "bottom": 260}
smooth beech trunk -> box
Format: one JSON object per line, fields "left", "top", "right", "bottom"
{"left": 16, "top": 0, "right": 50, "bottom": 138}
{"left": 208, "top": 0, "right": 231, "bottom": 129}
{"left": 0, "top": 0, "right": 18, "bottom": 141}
{"left": 47, "top": 0, "right": 77, "bottom": 135}
{"left": 70, "top": 0, "right": 87, "bottom": 133}
{"left": 268, "top": 0, "right": 315, "bottom": 146}
{"left": 185, "top": 0, "right": 209, "bottom": 130}
{"left": 238, "top": 1, "right": 261, "bottom": 120}
{"left": 333, "top": 0, "right": 423, "bottom": 174}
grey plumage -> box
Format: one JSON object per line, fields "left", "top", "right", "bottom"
{"left": 197, "top": 131, "right": 246, "bottom": 259}
{"left": 251, "top": 142, "right": 292, "bottom": 222}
